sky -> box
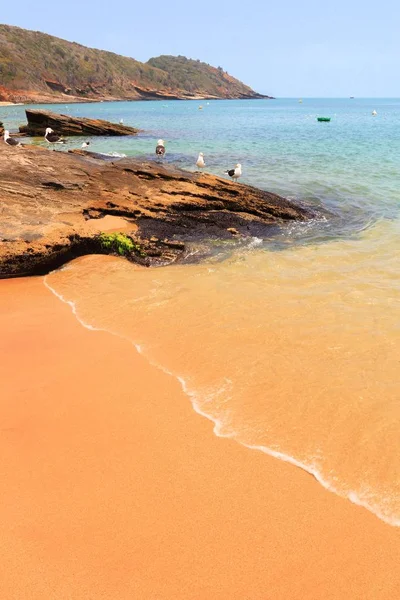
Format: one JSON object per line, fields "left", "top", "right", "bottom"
{"left": 2, "top": 0, "right": 399, "bottom": 97}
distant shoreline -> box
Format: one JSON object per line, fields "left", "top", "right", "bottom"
{"left": 0, "top": 94, "right": 274, "bottom": 106}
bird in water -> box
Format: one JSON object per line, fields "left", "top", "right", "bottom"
{"left": 3, "top": 130, "right": 21, "bottom": 147}
{"left": 155, "top": 139, "right": 166, "bottom": 156}
{"left": 225, "top": 163, "right": 242, "bottom": 182}
{"left": 81, "top": 141, "right": 90, "bottom": 149}
{"left": 196, "top": 152, "right": 205, "bottom": 170}
{"left": 45, "top": 128, "right": 66, "bottom": 147}
{"left": 372, "top": 110, "right": 377, "bottom": 116}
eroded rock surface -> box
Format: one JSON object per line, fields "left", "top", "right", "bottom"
{"left": 0, "top": 143, "right": 314, "bottom": 277}
{"left": 20, "top": 109, "right": 140, "bottom": 136}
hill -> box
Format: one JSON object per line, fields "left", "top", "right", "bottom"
{"left": 0, "top": 24, "right": 271, "bottom": 103}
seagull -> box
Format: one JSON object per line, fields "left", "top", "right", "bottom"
{"left": 225, "top": 163, "right": 242, "bottom": 182}
{"left": 3, "top": 130, "right": 21, "bottom": 147}
{"left": 196, "top": 152, "right": 205, "bottom": 170}
{"left": 155, "top": 139, "right": 165, "bottom": 156}
{"left": 372, "top": 110, "right": 377, "bottom": 116}
{"left": 119, "top": 118, "right": 124, "bottom": 124}
{"left": 45, "top": 127, "right": 66, "bottom": 146}
{"left": 81, "top": 141, "right": 90, "bottom": 149}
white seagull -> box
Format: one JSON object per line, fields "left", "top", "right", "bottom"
{"left": 119, "top": 118, "right": 124, "bottom": 124}
{"left": 196, "top": 152, "right": 205, "bottom": 170}
{"left": 3, "top": 130, "right": 21, "bottom": 147}
{"left": 225, "top": 163, "right": 242, "bottom": 182}
{"left": 372, "top": 110, "right": 377, "bottom": 116}
{"left": 45, "top": 127, "right": 66, "bottom": 146}
{"left": 81, "top": 141, "right": 90, "bottom": 149}
{"left": 155, "top": 139, "right": 165, "bottom": 156}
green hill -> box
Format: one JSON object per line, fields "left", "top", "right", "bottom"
{"left": 0, "top": 24, "right": 270, "bottom": 103}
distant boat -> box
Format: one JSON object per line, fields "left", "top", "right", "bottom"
{"left": 198, "top": 105, "right": 203, "bottom": 110}
{"left": 350, "top": 96, "right": 355, "bottom": 99}
{"left": 372, "top": 110, "right": 377, "bottom": 116}
{"left": 298, "top": 99, "right": 303, "bottom": 103}
{"left": 317, "top": 117, "right": 331, "bottom": 122}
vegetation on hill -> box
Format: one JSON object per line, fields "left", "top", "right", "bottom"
{"left": 147, "top": 55, "right": 261, "bottom": 98}
{"left": 0, "top": 24, "right": 269, "bottom": 103}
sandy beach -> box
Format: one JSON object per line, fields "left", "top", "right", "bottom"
{"left": 0, "top": 275, "right": 399, "bottom": 599}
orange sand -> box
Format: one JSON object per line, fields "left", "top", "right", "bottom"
{"left": 1, "top": 276, "right": 400, "bottom": 599}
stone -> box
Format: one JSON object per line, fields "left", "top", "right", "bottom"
{"left": 20, "top": 109, "right": 140, "bottom": 136}
{"left": 0, "top": 143, "right": 319, "bottom": 278}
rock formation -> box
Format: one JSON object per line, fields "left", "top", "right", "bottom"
{"left": 20, "top": 109, "right": 140, "bottom": 136}
{"left": 0, "top": 143, "right": 315, "bottom": 278}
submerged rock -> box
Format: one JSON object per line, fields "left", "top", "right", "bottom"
{"left": 20, "top": 109, "right": 140, "bottom": 136}
{"left": 0, "top": 143, "right": 315, "bottom": 278}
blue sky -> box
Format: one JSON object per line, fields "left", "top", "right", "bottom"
{"left": 2, "top": 0, "right": 399, "bottom": 97}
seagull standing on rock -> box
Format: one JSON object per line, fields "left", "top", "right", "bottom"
{"left": 155, "top": 139, "right": 165, "bottom": 156}
{"left": 45, "top": 127, "right": 66, "bottom": 147}
{"left": 196, "top": 152, "right": 205, "bottom": 170}
{"left": 81, "top": 141, "right": 90, "bottom": 149}
{"left": 225, "top": 163, "right": 242, "bottom": 182}
{"left": 3, "top": 130, "right": 21, "bottom": 147}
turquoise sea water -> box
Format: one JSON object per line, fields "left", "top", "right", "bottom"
{"left": 2, "top": 97, "right": 399, "bottom": 242}
{"left": 4, "top": 98, "right": 400, "bottom": 525}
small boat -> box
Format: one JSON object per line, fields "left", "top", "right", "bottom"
{"left": 317, "top": 117, "right": 331, "bottom": 122}
{"left": 298, "top": 99, "right": 303, "bottom": 103}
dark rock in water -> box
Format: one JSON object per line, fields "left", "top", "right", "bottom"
{"left": 0, "top": 143, "right": 316, "bottom": 278}
{"left": 20, "top": 109, "right": 140, "bottom": 136}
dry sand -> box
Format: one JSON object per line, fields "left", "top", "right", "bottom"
{"left": 1, "top": 276, "right": 400, "bottom": 599}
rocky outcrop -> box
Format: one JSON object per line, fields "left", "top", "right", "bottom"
{"left": 20, "top": 109, "right": 140, "bottom": 136}
{"left": 0, "top": 143, "right": 315, "bottom": 278}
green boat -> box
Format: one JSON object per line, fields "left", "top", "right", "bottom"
{"left": 317, "top": 117, "right": 331, "bottom": 122}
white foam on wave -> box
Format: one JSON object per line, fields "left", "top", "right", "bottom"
{"left": 105, "top": 152, "right": 127, "bottom": 158}
{"left": 246, "top": 236, "right": 263, "bottom": 249}
{"left": 43, "top": 273, "right": 400, "bottom": 528}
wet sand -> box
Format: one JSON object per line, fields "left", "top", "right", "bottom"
{"left": 1, "top": 276, "right": 400, "bottom": 599}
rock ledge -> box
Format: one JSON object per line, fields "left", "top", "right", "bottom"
{"left": 0, "top": 144, "right": 315, "bottom": 278}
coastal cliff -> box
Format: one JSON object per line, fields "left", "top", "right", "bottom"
{"left": 0, "top": 24, "right": 272, "bottom": 104}
{"left": 0, "top": 144, "right": 311, "bottom": 277}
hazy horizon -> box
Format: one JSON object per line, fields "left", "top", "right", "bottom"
{"left": 1, "top": 0, "right": 399, "bottom": 98}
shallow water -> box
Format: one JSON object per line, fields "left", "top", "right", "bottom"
{"left": 46, "top": 214, "right": 400, "bottom": 526}
{"left": 4, "top": 97, "right": 399, "bottom": 524}
{"left": 2, "top": 97, "right": 399, "bottom": 236}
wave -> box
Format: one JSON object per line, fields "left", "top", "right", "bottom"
{"left": 43, "top": 273, "right": 400, "bottom": 528}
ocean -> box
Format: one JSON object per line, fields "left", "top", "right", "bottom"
{"left": 3, "top": 97, "right": 400, "bottom": 525}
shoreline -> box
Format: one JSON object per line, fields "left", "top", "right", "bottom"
{"left": 0, "top": 95, "right": 274, "bottom": 107}
{"left": 1, "top": 274, "right": 400, "bottom": 599}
